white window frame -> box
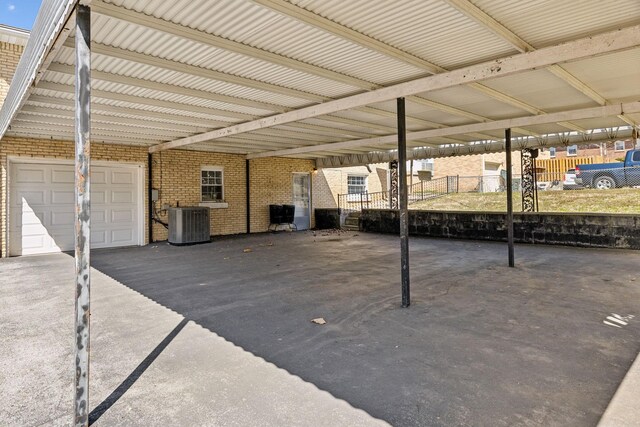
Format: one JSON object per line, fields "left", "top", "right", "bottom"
{"left": 347, "top": 174, "right": 367, "bottom": 194}
{"left": 346, "top": 174, "right": 368, "bottom": 201}
{"left": 549, "top": 147, "right": 556, "bottom": 158}
{"left": 614, "top": 140, "right": 625, "bottom": 152}
{"left": 567, "top": 145, "right": 578, "bottom": 157}
{"left": 200, "top": 166, "right": 228, "bottom": 208}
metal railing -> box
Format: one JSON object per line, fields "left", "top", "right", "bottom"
{"left": 338, "top": 176, "right": 456, "bottom": 212}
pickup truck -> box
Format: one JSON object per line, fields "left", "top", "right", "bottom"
{"left": 575, "top": 149, "right": 640, "bottom": 189}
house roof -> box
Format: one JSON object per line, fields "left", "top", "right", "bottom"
{"left": 0, "top": 24, "right": 30, "bottom": 46}
{"left": 0, "top": 0, "right": 639, "bottom": 165}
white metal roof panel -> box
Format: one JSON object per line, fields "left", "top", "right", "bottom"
{"left": 291, "top": 0, "right": 518, "bottom": 69}
{"left": 560, "top": 49, "right": 640, "bottom": 104}
{"left": 476, "top": 69, "right": 597, "bottom": 112}
{"left": 2, "top": 0, "right": 639, "bottom": 162}
{"left": 473, "top": 0, "right": 640, "bottom": 48}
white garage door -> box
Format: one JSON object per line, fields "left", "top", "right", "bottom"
{"left": 9, "top": 161, "right": 142, "bottom": 256}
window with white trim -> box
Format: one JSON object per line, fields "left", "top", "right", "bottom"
{"left": 201, "top": 167, "right": 224, "bottom": 202}
{"left": 567, "top": 145, "right": 578, "bottom": 156}
{"left": 549, "top": 147, "right": 556, "bottom": 158}
{"left": 347, "top": 175, "right": 367, "bottom": 194}
{"left": 614, "top": 140, "right": 625, "bottom": 151}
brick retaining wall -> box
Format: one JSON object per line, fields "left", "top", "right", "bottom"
{"left": 360, "top": 209, "right": 640, "bottom": 249}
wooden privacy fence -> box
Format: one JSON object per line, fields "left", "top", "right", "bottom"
{"left": 536, "top": 156, "right": 604, "bottom": 182}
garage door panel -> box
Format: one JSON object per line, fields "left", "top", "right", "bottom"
{"left": 51, "top": 211, "right": 75, "bottom": 226}
{"left": 49, "top": 232, "right": 74, "bottom": 249}
{"left": 91, "top": 210, "right": 106, "bottom": 224}
{"left": 92, "top": 170, "right": 107, "bottom": 184}
{"left": 92, "top": 190, "right": 106, "bottom": 204}
{"left": 17, "top": 209, "right": 46, "bottom": 227}
{"left": 111, "top": 229, "right": 134, "bottom": 244}
{"left": 111, "top": 209, "right": 134, "bottom": 223}
{"left": 51, "top": 190, "right": 75, "bottom": 205}
{"left": 20, "top": 235, "right": 48, "bottom": 251}
{"left": 15, "top": 168, "right": 45, "bottom": 183}
{"left": 91, "top": 230, "right": 107, "bottom": 245}
{"left": 111, "top": 171, "right": 134, "bottom": 184}
{"left": 111, "top": 190, "right": 134, "bottom": 204}
{"left": 14, "top": 190, "right": 47, "bottom": 206}
{"left": 10, "top": 162, "right": 140, "bottom": 256}
{"left": 51, "top": 168, "right": 75, "bottom": 184}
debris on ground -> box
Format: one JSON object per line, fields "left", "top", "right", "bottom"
{"left": 243, "top": 248, "right": 253, "bottom": 253}
{"left": 311, "top": 317, "right": 326, "bottom": 325}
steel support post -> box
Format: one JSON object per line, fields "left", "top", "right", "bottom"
{"left": 246, "top": 159, "right": 250, "bottom": 233}
{"left": 505, "top": 129, "right": 514, "bottom": 268}
{"left": 74, "top": 5, "right": 91, "bottom": 427}
{"left": 389, "top": 160, "right": 398, "bottom": 209}
{"left": 397, "top": 98, "right": 410, "bottom": 307}
{"left": 148, "top": 153, "right": 153, "bottom": 243}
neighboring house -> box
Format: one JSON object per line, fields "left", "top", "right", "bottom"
{"left": 547, "top": 140, "right": 636, "bottom": 162}
{"left": 0, "top": 25, "right": 330, "bottom": 257}
{"left": 314, "top": 164, "right": 388, "bottom": 208}
{"left": 316, "top": 160, "right": 434, "bottom": 208}
{"left": 432, "top": 151, "right": 530, "bottom": 192}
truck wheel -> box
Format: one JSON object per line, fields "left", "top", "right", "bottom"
{"left": 594, "top": 176, "right": 615, "bottom": 190}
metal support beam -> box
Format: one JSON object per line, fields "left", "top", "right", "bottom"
{"left": 505, "top": 129, "right": 514, "bottom": 268}
{"left": 397, "top": 98, "right": 410, "bottom": 308}
{"left": 148, "top": 153, "right": 153, "bottom": 244}
{"left": 246, "top": 159, "right": 251, "bottom": 234}
{"left": 247, "top": 101, "right": 640, "bottom": 160}
{"left": 152, "top": 25, "right": 640, "bottom": 153}
{"left": 73, "top": 5, "right": 91, "bottom": 427}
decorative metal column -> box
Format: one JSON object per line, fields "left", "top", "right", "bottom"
{"left": 520, "top": 148, "right": 538, "bottom": 212}
{"left": 505, "top": 129, "right": 514, "bottom": 267}
{"left": 389, "top": 160, "right": 398, "bottom": 209}
{"left": 74, "top": 5, "right": 91, "bottom": 427}
{"left": 397, "top": 98, "right": 410, "bottom": 308}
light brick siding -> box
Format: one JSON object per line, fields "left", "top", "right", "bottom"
{"left": 0, "top": 137, "right": 149, "bottom": 257}
{"left": 249, "top": 157, "right": 315, "bottom": 232}
{"left": 151, "top": 149, "right": 247, "bottom": 240}
{"left": 1, "top": 136, "right": 321, "bottom": 256}
{"left": 0, "top": 41, "right": 23, "bottom": 106}
{"left": 314, "top": 164, "right": 387, "bottom": 208}
{"left": 1, "top": 38, "right": 319, "bottom": 255}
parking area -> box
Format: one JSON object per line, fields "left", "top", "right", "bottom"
{"left": 1, "top": 232, "right": 639, "bottom": 426}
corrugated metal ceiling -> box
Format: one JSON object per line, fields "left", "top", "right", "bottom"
{"left": 2, "top": 0, "right": 639, "bottom": 165}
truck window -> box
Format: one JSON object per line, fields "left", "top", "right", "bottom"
{"left": 633, "top": 151, "right": 640, "bottom": 162}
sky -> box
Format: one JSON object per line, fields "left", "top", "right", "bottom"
{"left": 0, "top": 0, "right": 42, "bottom": 30}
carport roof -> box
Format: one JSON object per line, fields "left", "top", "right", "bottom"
{"left": 0, "top": 0, "right": 639, "bottom": 165}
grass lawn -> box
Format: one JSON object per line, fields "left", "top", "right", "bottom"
{"left": 409, "top": 188, "right": 640, "bottom": 214}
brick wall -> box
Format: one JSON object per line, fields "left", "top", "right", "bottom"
{"left": 314, "top": 164, "right": 387, "bottom": 208}
{"left": 361, "top": 209, "right": 640, "bottom": 249}
{"left": 0, "top": 41, "right": 23, "bottom": 106}
{"left": 249, "top": 157, "right": 315, "bottom": 232}
{"left": 0, "top": 136, "right": 322, "bottom": 256}
{"left": 0, "top": 38, "right": 320, "bottom": 254}
{"left": 151, "top": 149, "right": 247, "bottom": 240}
{"left": 0, "top": 137, "right": 149, "bottom": 256}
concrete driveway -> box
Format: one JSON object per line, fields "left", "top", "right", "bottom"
{"left": 1, "top": 231, "right": 639, "bottom": 426}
